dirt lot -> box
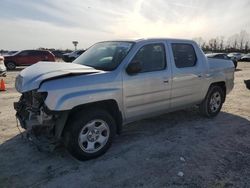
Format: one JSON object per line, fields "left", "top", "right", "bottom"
{"left": 0, "top": 63, "right": 250, "bottom": 188}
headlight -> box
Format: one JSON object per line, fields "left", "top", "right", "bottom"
{"left": 32, "top": 91, "right": 48, "bottom": 108}
{"left": 33, "top": 91, "right": 48, "bottom": 102}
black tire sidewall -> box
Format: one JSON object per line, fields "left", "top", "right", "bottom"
{"left": 205, "top": 86, "right": 224, "bottom": 117}
{"left": 65, "top": 109, "right": 116, "bottom": 160}
{"left": 6, "top": 62, "right": 16, "bottom": 70}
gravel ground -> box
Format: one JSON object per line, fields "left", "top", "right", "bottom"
{"left": 0, "top": 63, "right": 250, "bottom": 188}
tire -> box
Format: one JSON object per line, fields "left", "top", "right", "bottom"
{"left": 199, "top": 86, "right": 224, "bottom": 118}
{"left": 233, "top": 61, "right": 238, "bottom": 69}
{"left": 5, "top": 61, "right": 16, "bottom": 70}
{"left": 63, "top": 109, "right": 116, "bottom": 161}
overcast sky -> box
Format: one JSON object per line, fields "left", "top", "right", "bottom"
{"left": 0, "top": 0, "right": 250, "bottom": 50}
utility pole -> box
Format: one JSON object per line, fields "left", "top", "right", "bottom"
{"left": 72, "top": 41, "right": 78, "bottom": 50}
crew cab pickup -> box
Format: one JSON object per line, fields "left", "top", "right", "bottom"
{"left": 14, "top": 38, "right": 234, "bottom": 160}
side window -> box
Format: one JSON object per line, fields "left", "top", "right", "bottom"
{"left": 171, "top": 44, "right": 197, "bottom": 68}
{"left": 132, "top": 43, "right": 166, "bottom": 73}
{"left": 27, "top": 50, "right": 37, "bottom": 56}
{"left": 30, "top": 51, "right": 41, "bottom": 56}
{"left": 40, "top": 51, "right": 48, "bottom": 56}
{"left": 19, "top": 51, "right": 29, "bottom": 56}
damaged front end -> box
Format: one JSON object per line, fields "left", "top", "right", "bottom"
{"left": 14, "top": 90, "right": 68, "bottom": 149}
{"left": 14, "top": 91, "right": 52, "bottom": 130}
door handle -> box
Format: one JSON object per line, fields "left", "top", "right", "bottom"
{"left": 197, "top": 74, "right": 202, "bottom": 78}
{"left": 163, "top": 77, "right": 169, "bottom": 84}
{"left": 163, "top": 78, "right": 169, "bottom": 83}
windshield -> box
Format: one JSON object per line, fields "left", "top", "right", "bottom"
{"left": 73, "top": 41, "right": 134, "bottom": 71}
{"left": 9, "top": 51, "right": 20, "bottom": 56}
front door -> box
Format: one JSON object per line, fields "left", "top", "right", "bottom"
{"left": 17, "top": 50, "right": 37, "bottom": 65}
{"left": 122, "top": 43, "right": 172, "bottom": 122}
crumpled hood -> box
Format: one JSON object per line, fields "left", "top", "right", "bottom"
{"left": 15, "top": 61, "right": 102, "bottom": 93}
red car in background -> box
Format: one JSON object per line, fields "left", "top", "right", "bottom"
{"left": 4, "top": 50, "right": 55, "bottom": 70}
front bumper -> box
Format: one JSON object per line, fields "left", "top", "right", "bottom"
{"left": 14, "top": 99, "right": 61, "bottom": 152}
{"left": 14, "top": 92, "right": 53, "bottom": 130}
{"left": 14, "top": 91, "right": 69, "bottom": 139}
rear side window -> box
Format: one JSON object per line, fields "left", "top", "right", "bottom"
{"left": 171, "top": 44, "right": 197, "bottom": 68}
{"left": 41, "top": 51, "right": 50, "bottom": 56}
{"left": 132, "top": 43, "right": 166, "bottom": 73}
{"left": 31, "top": 51, "right": 42, "bottom": 56}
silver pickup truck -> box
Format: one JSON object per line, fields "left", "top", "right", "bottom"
{"left": 14, "top": 38, "right": 234, "bottom": 160}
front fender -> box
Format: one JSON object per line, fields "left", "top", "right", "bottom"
{"left": 43, "top": 88, "right": 123, "bottom": 112}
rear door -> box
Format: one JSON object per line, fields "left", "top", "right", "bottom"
{"left": 169, "top": 42, "right": 205, "bottom": 109}
{"left": 122, "top": 42, "right": 172, "bottom": 122}
{"left": 33, "top": 51, "right": 47, "bottom": 62}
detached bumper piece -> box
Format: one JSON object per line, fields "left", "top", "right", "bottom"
{"left": 14, "top": 101, "right": 33, "bottom": 129}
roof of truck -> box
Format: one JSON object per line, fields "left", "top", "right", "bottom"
{"left": 101, "top": 38, "right": 195, "bottom": 43}
{"left": 135, "top": 38, "right": 194, "bottom": 42}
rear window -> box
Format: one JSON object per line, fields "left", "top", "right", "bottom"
{"left": 171, "top": 44, "right": 197, "bottom": 68}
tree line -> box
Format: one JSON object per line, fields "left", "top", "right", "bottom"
{"left": 193, "top": 30, "right": 250, "bottom": 53}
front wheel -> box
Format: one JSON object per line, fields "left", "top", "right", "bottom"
{"left": 199, "top": 86, "right": 224, "bottom": 117}
{"left": 5, "top": 61, "right": 16, "bottom": 70}
{"left": 63, "top": 109, "right": 116, "bottom": 160}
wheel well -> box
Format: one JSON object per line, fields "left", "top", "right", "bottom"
{"left": 5, "top": 61, "right": 16, "bottom": 65}
{"left": 210, "top": 81, "right": 226, "bottom": 102}
{"left": 66, "top": 100, "right": 123, "bottom": 134}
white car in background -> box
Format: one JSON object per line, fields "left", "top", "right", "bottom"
{"left": 0, "top": 56, "right": 6, "bottom": 77}
{"left": 227, "top": 52, "right": 243, "bottom": 61}
{"left": 240, "top": 54, "right": 250, "bottom": 62}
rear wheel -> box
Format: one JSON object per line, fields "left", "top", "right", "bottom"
{"left": 5, "top": 61, "right": 16, "bottom": 70}
{"left": 199, "top": 86, "right": 224, "bottom": 117}
{"left": 63, "top": 109, "right": 116, "bottom": 160}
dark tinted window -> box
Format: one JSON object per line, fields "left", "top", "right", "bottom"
{"left": 31, "top": 51, "right": 44, "bottom": 56}
{"left": 171, "top": 44, "right": 197, "bottom": 68}
{"left": 42, "top": 51, "right": 50, "bottom": 56}
{"left": 18, "top": 50, "right": 45, "bottom": 56}
{"left": 19, "top": 50, "right": 31, "bottom": 56}
{"left": 214, "top": 54, "right": 225, "bottom": 59}
{"left": 77, "top": 50, "right": 84, "bottom": 55}
{"left": 132, "top": 44, "right": 166, "bottom": 72}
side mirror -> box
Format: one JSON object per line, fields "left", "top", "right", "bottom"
{"left": 126, "top": 61, "right": 142, "bottom": 75}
